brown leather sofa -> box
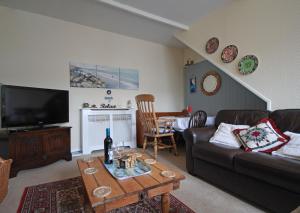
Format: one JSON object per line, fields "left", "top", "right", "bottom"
{"left": 183, "top": 109, "right": 300, "bottom": 213}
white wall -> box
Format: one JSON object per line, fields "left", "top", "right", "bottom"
{"left": 176, "top": 0, "right": 300, "bottom": 110}
{"left": 0, "top": 6, "right": 184, "bottom": 152}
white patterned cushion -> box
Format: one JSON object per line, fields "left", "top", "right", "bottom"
{"left": 272, "top": 131, "right": 300, "bottom": 159}
{"left": 233, "top": 118, "right": 289, "bottom": 153}
{"left": 209, "top": 123, "right": 250, "bottom": 148}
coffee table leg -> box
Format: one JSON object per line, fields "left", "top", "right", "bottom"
{"left": 161, "top": 192, "right": 170, "bottom": 213}
{"left": 95, "top": 205, "right": 105, "bottom": 213}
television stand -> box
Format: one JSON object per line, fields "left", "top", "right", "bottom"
{"left": 8, "top": 125, "right": 61, "bottom": 133}
{"left": 0, "top": 126, "right": 72, "bottom": 177}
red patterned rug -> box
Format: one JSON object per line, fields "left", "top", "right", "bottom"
{"left": 17, "top": 176, "right": 195, "bottom": 213}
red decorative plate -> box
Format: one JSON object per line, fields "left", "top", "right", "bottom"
{"left": 205, "top": 37, "right": 219, "bottom": 54}
{"left": 221, "top": 45, "right": 238, "bottom": 63}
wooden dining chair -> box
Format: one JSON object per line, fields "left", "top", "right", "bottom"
{"left": 135, "top": 94, "right": 178, "bottom": 159}
{"left": 188, "top": 110, "right": 207, "bottom": 128}
{"left": 0, "top": 157, "right": 12, "bottom": 203}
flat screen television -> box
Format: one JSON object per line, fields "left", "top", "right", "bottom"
{"left": 0, "top": 85, "right": 69, "bottom": 128}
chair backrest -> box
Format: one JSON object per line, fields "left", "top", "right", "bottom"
{"left": 188, "top": 110, "right": 207, "bottom": 128}
{"left": 135, "top": 94, "right": 159, "bottom": 135}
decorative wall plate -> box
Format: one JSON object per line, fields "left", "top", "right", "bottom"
{"left": 200, "top": 71, "right": 222, "bottom": 96}
{"left": 221, "top": 45, "right": 238, "bottom": 63}
{"left": 205, "top": 37, "right": 219, "bottom": 54}
{"left": 238, "top": 55, "right": 258, "bottom": 75}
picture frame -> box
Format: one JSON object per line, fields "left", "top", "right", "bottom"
{"left": 190, "top": 76, "right": 196, "bottom": 93}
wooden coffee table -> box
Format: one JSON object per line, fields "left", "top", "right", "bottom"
{"left": 77, "top": 154, "right": 185, "bottom": 212}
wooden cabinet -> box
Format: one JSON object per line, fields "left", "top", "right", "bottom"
{"left": 0, "top": 127, "right": 72, "bottom": 177}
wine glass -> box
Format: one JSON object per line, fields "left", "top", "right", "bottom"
{"left": 113, "top": 141, "right": 125, "bottom": 159}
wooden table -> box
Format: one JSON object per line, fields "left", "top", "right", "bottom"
{"left": 77, "top": 154, "right": 185, "bottom": 212}
{"left": 160, "top": 115, "right": 216, "bottom": 131}
{"left": 136, "top": 110, "right": 189, "bottom": 147}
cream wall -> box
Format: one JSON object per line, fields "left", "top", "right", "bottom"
{"left": 176, "top": 0, "right": 300, "bottom": 110}
{"left": 183, "top": 48, "right": 204, "bottom": 65}
{"left": 0, "top": 6, "right": 184, "bottom": 152}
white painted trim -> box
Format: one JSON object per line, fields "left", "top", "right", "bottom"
{"left": 176, "top": 37, "right": 272, "bottom": 110}
{"left": 98, "top": 0, "right": 189, "bottom": 30}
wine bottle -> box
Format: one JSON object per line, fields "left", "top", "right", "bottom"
{"left": 104, "top": 128, "right": 113, "bottom": 164}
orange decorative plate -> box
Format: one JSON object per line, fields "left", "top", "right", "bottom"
{"left": 205, "top": 37, "right": 219, "bottom": 54}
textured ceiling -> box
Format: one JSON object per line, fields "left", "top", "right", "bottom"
{"left": 0, "top": 0, "right": 231, "bottom": 47}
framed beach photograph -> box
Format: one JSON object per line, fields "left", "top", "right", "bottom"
{"left": 70, "top": 63, "right": 100, "bottom": 88}
{"left": 70, "top": 62, "right": 139, "bottom": 90}
{"left": 70, "top": 63, "right": 119, "bottom": 89}
{"left": 119, "top": 68, "right": 139, "bottom": 90}
{"left": 96, "top": 65, "right": 120, "bottom": 89}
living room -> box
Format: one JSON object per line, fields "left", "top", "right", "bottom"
{"left": 0, "top": 0, "right": 299, "bottom": 212}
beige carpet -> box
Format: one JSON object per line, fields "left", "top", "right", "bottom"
{"left": 0, "top": 146, "right": 265, "bottom": 213}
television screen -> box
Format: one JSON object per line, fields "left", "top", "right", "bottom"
{"left": 1, "top": 85, "right": 69, "bottom": 128}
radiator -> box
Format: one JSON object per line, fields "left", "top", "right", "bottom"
{"left": 81, "top": 108, "right": 136, "bottom": 154}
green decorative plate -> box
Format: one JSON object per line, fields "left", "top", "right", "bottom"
{"left": 238, "top": 55, "right": 258, "bottom": 75}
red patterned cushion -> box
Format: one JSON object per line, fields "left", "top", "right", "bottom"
{"left": 233, "top": 118, "right": 290, "bottom": 153}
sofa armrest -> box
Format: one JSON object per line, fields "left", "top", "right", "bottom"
{"left": 183, "top": 127, "right": 216, "bottom": 174}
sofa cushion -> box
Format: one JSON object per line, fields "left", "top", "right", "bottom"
{"left": 215, "top": 110, "right": 269, "bottom": 127}
{"left": 209, "top": 123, "right": 250, "bottom": 148}
{"left": 233, "top": 118, "right": 289, "bottom": 153}
{"left": 192, "top": 142, "right": 245, "bottom": 170}
{"left": 235, "top": 152, "right": 300, "bottom": 193}
{"left": 270, "top": 109, "right": 300, "bottom": 133}
{"left": 272, "top": 131, "right": 300, "bottom": 159}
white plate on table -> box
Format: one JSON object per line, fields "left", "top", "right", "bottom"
{"left": 93, "top": 186, "right": 112, "bottom": 198}
{"left": 144, "top": 159, "right": 156, "bottom": 164}
{"left": 84, "top": 167, "right": 98, "bottom": 175}
{"left": 161, "top": 170, "right": 176, "bottom": 178}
